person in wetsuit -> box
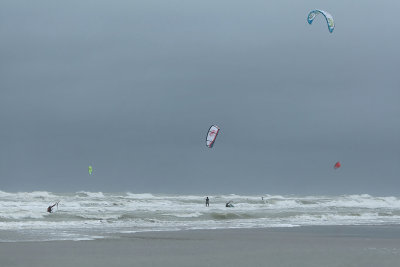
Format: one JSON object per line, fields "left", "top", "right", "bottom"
{"left": 47, "top": 202, "right": 58, "bottom": 213}
{"left": 206, "top": 197, "right": 209, "bottom": 207}
{"left": 225, "top": 201, "right": 234, "bottom": 207}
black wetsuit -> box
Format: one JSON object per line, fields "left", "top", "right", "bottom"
{"left": 47, "top": 203, "right": 57, "bottom": 213}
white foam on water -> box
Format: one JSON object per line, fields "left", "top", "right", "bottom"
{"left": 76, "top": 191, "right": 105, "bottom": 198}
{"left": 1, "top": 191, "right": 400, "bottom": 241}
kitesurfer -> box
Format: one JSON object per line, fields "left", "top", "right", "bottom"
{"left": 225, "top": 201, "right": 234, "bottom": 208}
{"left": 206, "top": 197, "right": 209, "bottom": 207}
{"left": 47, "top": 202, "right": 58, "bottom": 213}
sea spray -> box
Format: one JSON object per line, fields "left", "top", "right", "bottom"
{"left": 1, "top": 191, "right": 400, "bottom": 241}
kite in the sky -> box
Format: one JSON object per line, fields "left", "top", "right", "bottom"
{"left": 88, "top": 165, "right": 93, "bottom": 175}
{"left": 206, "top": 125, "right": 220, "bottom": 148}
{"left": 307, "top": 9, "right": 335, "bottom": 33}
{"left": 334, "top": 162, "right": 341, "bottom": 169}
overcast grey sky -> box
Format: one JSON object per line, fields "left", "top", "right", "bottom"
{"left": 1, "top": 0, "right": 399, "bottom": 194}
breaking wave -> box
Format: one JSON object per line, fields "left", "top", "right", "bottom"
{"left": 1, "top": 191, "right": 400, "bottom": 241}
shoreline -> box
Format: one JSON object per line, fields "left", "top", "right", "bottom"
{"left": 1, "top": 225, "right": 400, "bottom": 267}
{"left": 2, "top": 224, "right": 400, "bottom": 243}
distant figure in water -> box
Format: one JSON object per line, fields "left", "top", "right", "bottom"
{"left": 47, "top": 202, "right": 58, "bottom": 213}
{"left": 225, "top": 201, "right": 234, "bottom": 208}
{"left": 206, "top": 197, "right": 209, "bottom": 207}
{"left": 262, "top": 197, "right": 264, "bottom": 201}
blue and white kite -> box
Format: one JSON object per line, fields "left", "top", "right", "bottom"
{"left": 307, "top": 9, "right": 335, "bottom": 33}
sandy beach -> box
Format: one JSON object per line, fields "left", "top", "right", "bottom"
{"left": 1, "top": 225, "right": 400, "bottom": 267}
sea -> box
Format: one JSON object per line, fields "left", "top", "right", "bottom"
{"left": 1, "top": 191, "right": 400, "bottom": 242}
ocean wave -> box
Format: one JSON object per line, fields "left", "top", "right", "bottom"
{"left": 0, "top": 191, "right": 56, "bottom": 200}
{"left": 162, "top": 212, "right": 203, "bottom": 218}
{"left": 76, "top": 191, "right": 105, "bottom": 198}
{"left": 0, "top": 212, "right": 45, "bottom": 221}
{"left": 2, "top": 191, "right": 400, "bottom": 241}
{"left": 209, "top": 212, "right": 254, "bottom": 220}
{"left": 125, "top": 192, "right": 156, "bottom": 199}
{"left": 0, "top": 191, "right": 13, "bottom": 198}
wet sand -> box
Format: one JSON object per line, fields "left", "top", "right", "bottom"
{"left": 1, "top": 226, "right": 400, "bottom": 267}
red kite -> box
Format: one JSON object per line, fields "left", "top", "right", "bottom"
{"left": 334, "top": 161, "right": 341, "bottom": 169}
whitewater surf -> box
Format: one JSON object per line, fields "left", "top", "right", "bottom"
{"left": 1, "top": 191, "right": 400, "bottom": 242}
